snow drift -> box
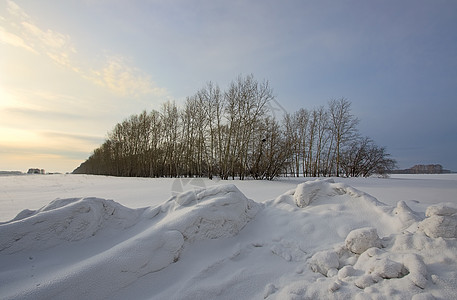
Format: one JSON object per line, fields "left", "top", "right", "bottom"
{"left": 418, "top": 202, "right": 457, "bottom": 238}
{"left": 0, "top": 184, "right": 260, "bottom": 299}
{"left": 1, "top": 177, "right": 456, "bottom": 300}
{"left": 270, "top": 179, "right": 457, "bottom": 299}
{"left": 0, "top": 197, "right": 144, "bottom": 253}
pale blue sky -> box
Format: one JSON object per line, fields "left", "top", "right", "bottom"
{"left": 1, "top": 0, "right": 456, "bottom": 172}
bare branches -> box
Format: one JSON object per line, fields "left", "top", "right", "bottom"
{"left": 74, "top": 77, "right": 395, "bottom": 179}
{"left": 328, "top": 98, "right": 360, "bottom": 177}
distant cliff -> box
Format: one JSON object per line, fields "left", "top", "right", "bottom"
{"left": 391, "top": 164, "right": 451, "bottom": 174}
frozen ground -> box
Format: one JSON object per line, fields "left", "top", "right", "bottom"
{"left": 0, "top": 174, "right": 456, "bottom": 299}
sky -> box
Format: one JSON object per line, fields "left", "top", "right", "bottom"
{"left": 1, "top": 0, "right": 457, "bottom": 173}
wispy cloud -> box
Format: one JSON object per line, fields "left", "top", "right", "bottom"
{"left": 2, "top": 0, "right": 166, "bottom": 98}
{"left": 0, "top": 127, "right": 103, "bottom": 159}
{"left": 2, "top": 107, "right": 85, "bottom": 121}
{"left": 87, "top": 55, "right": 167, "bottom": 98}
{"left": 40, "top": 131, "right": 105, "bottom": 146}
{"left": 0, "top": 87, "right": 98, "bottom": 121}
{"left": 0, "top": 144, "right": 92, "bottom": 162}
{"left": 5, "top": 0, "right": 29, "bottom": 20}
{"left": 3, "top": 0, "right": 76, "bottom": 68}
{"left": 0, "top": 26, "right": 37, "bottom": 53}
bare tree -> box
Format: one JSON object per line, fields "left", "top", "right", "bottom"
{"left": 341, "top": 137, "right": 397, "bottom": 177}
{"left": 73, "top": 77, "right": 395, "bottom": 180}
{"left": 198, "top": 82, "right": 224, "bottom": 179}
{"left": 160, "top": 101, "right": 180, "bottom": 177}
{"left": 328, "top": 98, "right": 359, "bottom": 177}
{"left": 282, "top": 113, "right": 299, "bottom": 176}
{"left": 222, "top": 74, "right": 273, "bottom": 179}
{"left": 312, "top": 106, "right": 330, "bottom": 176}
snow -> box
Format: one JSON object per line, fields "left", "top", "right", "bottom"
{"left": 1, "top": 174, "right": 457, "bottom": 299}
{"left": 293, "top": 178, "right": 342, "bottom": 207}
{"left": 344, "top": 227, "right": 382, "bottom": 254}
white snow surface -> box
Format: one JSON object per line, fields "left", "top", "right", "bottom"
{"left": 1, "top": 174, "right": 457, "bottom": 299}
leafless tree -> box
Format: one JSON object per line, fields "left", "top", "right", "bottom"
{"left": 328, "top": 98, "right": 359, "bottom": 177}
{"left": 341, "top": 137, "right": 397, "bottom": 177}
{"left": 73, "top": 77, "right": 394, "bottom": 180}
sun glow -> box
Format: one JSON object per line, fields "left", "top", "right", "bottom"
{"left": 0, "top": 86, "right": 17, "bottom": 108}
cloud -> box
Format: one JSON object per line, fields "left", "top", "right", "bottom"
{"left": 6, "top": 0, "right": 29, "bottom": 19}
{"left": 19, "top": 20, "right": 77, "bottom": 69}
{"left": 0, "top": 26, "right": 37, "bottom": 53}
{"left": 3, "top": 1, "right": 76, "bottom": 67}
{"left": 3, "top": 107, "right": 83, "bottom": 121}
{"left": 2, "top": 1, "right": 167, "bottom": 98}
{"left": 0, "top": 142, "right": 92, "bottom": 172}
{"left": 0, "top": 127, "right": 103, "bottom": 160}
{"left": 40, "top": 131, "right": 105, "bottom": 146}
{"left": 21, "top": 21, "right": 70, "bottom": 49}
{"left": 0, "top": 87, "right": 102, "bottom": 116}
{"left": 0, "top": 144, "right": 90, "bottom": 160}
{"left": 86, "top": 55, "right": 167, "bottom": 98}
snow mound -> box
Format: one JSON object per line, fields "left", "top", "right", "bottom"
{"left": 292, "top": 178, "right": 386, "bottom": 208}
{"left": 293, "top": 178, "right": 340, "bottom": 207}
{"left": 0, "top": 184, "right": 260, "bottom": 299}
{"left": 275, "top": 178, "right": 419, "bottom": 236}
{"left": 425, "top": 202, "right": 457, "bottom": 217}
{"left": 309, "top": 249, "right": 339, "bottom": 277}
{"left": 159, "top": 184, "right": 261, "bottom": 242}
{"left": 290, "top": 228, "right": 449, "bottom": 298}
{"left": 0, "top": 197, "right": 143, "bottom": 253}
{"left": 345, "top": 227, "right": 382, "bottom": 254}
{"left": 416, "top": 202, "right": 457, "bottom": 238}
{"left": 393, "top": 200, "right": 422, "bottom": 227}
{"left": 269, "top": 179, "right": 457, "bottom": 300}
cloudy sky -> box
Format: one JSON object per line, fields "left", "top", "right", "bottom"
{"left": 1, "top": 0, "right": 456, "bottom": 173}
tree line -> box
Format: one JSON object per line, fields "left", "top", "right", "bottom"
{"left": 73, "top": 75, "right": 396, "bottom": 179}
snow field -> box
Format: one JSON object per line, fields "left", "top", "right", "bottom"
{"left": 0, "top": 174, "right": 456, "bottom": 299}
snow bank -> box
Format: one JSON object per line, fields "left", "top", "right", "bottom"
{"left": 160, "top": 184, "right": 261, "bottom": 242}
{"left": 276, "top": 229, "right": 457, "bottom": 299}
{"left": 292, "top": 178, "right": 389, "bottom": 209}
{"left": 0, "top": 184, "right": 260, "bottom": 299}
{"left": 418, "top": 202, "right": 457, "bottom": 238}
{"left": 277, "top": 178, "right": 420, "bottom": 236}
{"left": 0, "top": 197, "right": 144, "bottom": 253}
{"left": 267, "top": 179, "right": 457, "bottom": 300}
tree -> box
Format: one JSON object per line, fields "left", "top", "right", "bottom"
{"left": 222, "top": 74, "right": 273, "bottom": 179}
{"left": 311, "top": 106, "right": 330, "bottom": 177}
{"left": 160, "top": 101, "right": 180, "bottom": 177}
{"left": 73, "top": 76, "right": 395, "bottom": 180}
{"left": 340, "top": 137, "right": 397, "bottom": 177}
{"left": 198, "top": 82, "right": 224, "bottom": 179}
{"left": 282, "top": 112, "right": 300, "bottom": 176}
{"left": 328, "top": 98, "right": 359, "bottom": 177}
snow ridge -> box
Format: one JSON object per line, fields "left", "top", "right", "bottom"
{"left": 0, "top": 184, "right": 260, "bottom": 299}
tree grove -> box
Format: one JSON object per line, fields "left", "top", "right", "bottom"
{"left": 73, "top": 75, "right": 396, "bottom": 179}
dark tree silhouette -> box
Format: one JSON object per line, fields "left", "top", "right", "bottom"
{"left": 73, "top": 76, "right": 395, "bottom": 179}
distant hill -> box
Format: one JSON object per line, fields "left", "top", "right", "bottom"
{"left": 0, "top": 171, "right": 24, "bottom": 176}
{"left": 390, "top": 164, "right": 451, "bottom": 174}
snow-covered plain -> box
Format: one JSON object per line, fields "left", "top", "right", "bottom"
{"left": 1, "top": 174, "right": 456, "bottom": 299}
